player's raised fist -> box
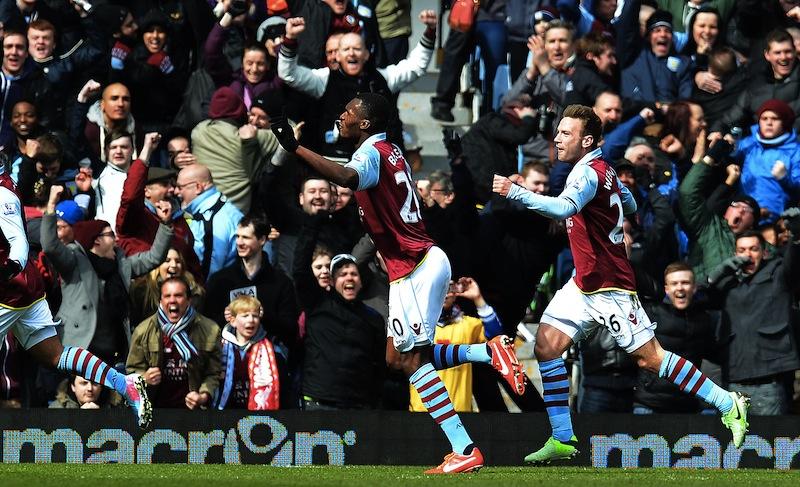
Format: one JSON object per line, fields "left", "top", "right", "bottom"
{"left": 492, "top": 174, "right": 514, "bottom": 197}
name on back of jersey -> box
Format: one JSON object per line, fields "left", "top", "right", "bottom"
{"left": 387, "top": 147, "right": 404, "bottom": 167}
{"left": 603, "top": 167, "right": 614, "bottom": 191}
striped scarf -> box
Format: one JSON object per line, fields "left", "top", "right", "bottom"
{"left": 157, "top": 305, "right": 199, "bottom": 361}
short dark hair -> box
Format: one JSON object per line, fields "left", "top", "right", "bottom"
{"left": 164, "top": 126, "right": 191, "bottom": 146}
{"left": 708, "top": 47, "right": 737, "bottom": 77}
{"left": 160, "top": 276, "right": 191, "bottom": 297}
{"left": 238, "top": 212, "right": 270, "bottom": 240}
{"left": 36, "top": 133, "right": 63, "bottom": 165}
{"left": 355, "top": 92, "right": 390, "bottom": 134}
{"left": 104, "top": 130, "right": 133, "bottom": 153}
{"left": 577, "top": 31, "right": 613, "bottom": 58}
{"left": 301, "top": 176, "right": 331, "bottom": 192}
{"left": 243, "top": 41, "right": 270, "bottom": 60}
{"left": 663, "top": 261, "right": 693, "bottom": 281}
{"left": 735, "top": 229, "right": 765, "bottom": 247}
{"left": 765, "top": 29, "right": 794, "bottom": 51}
{"left": 562, "top": 104, "right": 603, "bottom": 146}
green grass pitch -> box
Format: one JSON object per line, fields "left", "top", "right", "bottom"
{"left": 1, "top": 465, "right": 800, "bottom": 486}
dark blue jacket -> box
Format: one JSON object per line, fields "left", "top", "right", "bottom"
{"left": 622, "top": 49, "right": 693, "bottom": 103}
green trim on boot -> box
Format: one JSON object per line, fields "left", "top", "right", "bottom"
{"left": 721, "top": 391, "right": 750, "bottom": 448}
{"left": 524, "top": 436, "right": 579, "bottom": 465}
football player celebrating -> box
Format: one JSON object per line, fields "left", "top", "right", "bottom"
{"left": 492, "top": 105, "right": 750, "bottom": 464}
{"left": 0, "top": 168, "right": 152, "bottom": 428}
{"left": 271, "top": 93, "right": 525, "bottom": 474}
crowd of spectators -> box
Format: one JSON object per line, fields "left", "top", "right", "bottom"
{"left": 2, "top": 0, "right": 800, "bottom": 417}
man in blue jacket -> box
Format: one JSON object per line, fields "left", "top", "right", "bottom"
{"left": 174, "top": 164, "right": 242, "bottom": 279}
{"left": 621, "top": 10, "right": 693, "bottom": 104}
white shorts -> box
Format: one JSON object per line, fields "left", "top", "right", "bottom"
{"left": 540, "top": 278, "right": 656, "bottom": 353}
{"left": 387, "top": 246, "right": 451, "bottom": 353}
{"left": 0, "top": 299, "right": 59, "bottom": 350}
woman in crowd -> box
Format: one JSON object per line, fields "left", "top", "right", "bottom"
{"left": 114, "top": 9, "right": 188, "bottom": 133}
{"left": 659, "top": 100, "right": 708, "bottom": 191}
{"left": 204, "top": 1, "right": 283, "bottom": 111}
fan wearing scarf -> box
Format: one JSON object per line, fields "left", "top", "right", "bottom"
{"left": 213, "top": 295, "right": 281, "bottom": 410}
{"left": 126, "top": 276, "right": 222, "bottom": 409}
{"left": 736, "top": 99, "right": 800, "bottom": 224}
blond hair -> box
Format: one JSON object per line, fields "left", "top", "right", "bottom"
{"left": 229, "top": 295, "right": 262, "bottom": 317}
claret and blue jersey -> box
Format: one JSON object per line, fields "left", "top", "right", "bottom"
{"left": 345, "top": 132, "right": 435, "bottom": 282}
{"left": 506, "top": 147, "right": 638, "bottom": 293}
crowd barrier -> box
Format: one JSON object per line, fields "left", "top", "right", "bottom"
{"left": 1, "top": 409, "right": 799, "bottom": 468}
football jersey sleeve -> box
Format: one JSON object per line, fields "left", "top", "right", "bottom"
{"left": 506, "top": 164, "right": 598, "bottom": 220}
{"left": 0, "top": 186, "right": 28, "bottom": 268}
{"left": 619, "top": 181, "right": 637, "bottom": 214}
{"left": 345, "top": 146, "right": 381, "bottom": 191}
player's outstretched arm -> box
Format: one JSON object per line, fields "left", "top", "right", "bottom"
{"left": 270, "top": 114, "right": 359, "bottom": 189}
{"left": 296, "top": 146, "right": 359, "bottom": 190}
{"left": 492, "top": 174, "right": 579, "bottom": 220}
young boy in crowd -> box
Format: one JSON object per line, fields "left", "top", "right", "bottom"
{"left": 214, "top": 296, "right": 281, "bottom": 410}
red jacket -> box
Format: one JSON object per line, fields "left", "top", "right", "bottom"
{"left": 115, "top": 159, "right": 204, "bottom": 282}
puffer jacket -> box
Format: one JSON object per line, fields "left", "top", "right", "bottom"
{"left": 738, "top": 127, "right": 800, "bottom": 223}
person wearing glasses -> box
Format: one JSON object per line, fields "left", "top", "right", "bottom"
{"left": 174, "top": 163, "right": 243, "bottom": 280}
{"left": 678, "top": 132, "right": 759, "bottom": 284}
{"left": 41, "top": 184, "right": 173, "bottom": 371}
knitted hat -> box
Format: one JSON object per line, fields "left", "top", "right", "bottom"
{"left": 756, "top": 99, "right": 796, "bottom": 130}
{"left": 256, "top": 16, "right": 287, "bottom": 43}
{"left": 330, "top": 253, "right": 357, "bottom": 276}
{"left": 646, "top": 10, "right": 673, "bottom": 33}
{"left": 72, "top": 219, "right": 110, "bottom": 251}
{"left": 208, "top": 87, "right": 247, "bottom": 121}
{"left": 139, "top": 9, "right": 171, "bottom": 34}
{"left": 55, "top": 200, "right": 84, "bottom": 226}
{"left": 533, "top": 6, "right": 559, "bottom": 24}
{"left": 731, "top": 194, "right": 760, "bottom": 220}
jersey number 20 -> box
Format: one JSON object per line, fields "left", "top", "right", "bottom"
{"left": 395, "top": 170, "right": 422, "bottom": 224}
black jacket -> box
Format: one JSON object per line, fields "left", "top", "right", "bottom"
{"left": 293, "top": 214, "right": 385, "bottom": 408}
{"left": 692, "top": 66, "right": 748, "bottom": 132}
{"left": 564, "top": 58, "right": 615, "bottom": 107}
{"left": 261, "top": 171, "right": 362, "bottom": 278}
{"left": 461, "top": 112, "right": 538, "bottom": 203}
{"left": 636, "top": 298, "right": 719, "bottom": 412}
{"left": 290, "top": 0, "right": 385, "bottom": 69}
{"left": 203, "top": 253, "right": 299, "bottom": 349}
{"left": 710, "top": 242, "right": 800, "bottom": 383}
{"left": 711, "top": 62, "right": 800, "bottom": 134}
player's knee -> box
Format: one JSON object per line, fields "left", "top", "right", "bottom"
{"left": 385, "top": 348, "right": 404, "bottom": 372}
{"left": 635, "top": 355, "right": 658, "bottom": 373}
{"left": 534, "top": 339, "right": 557, "bottom": 361}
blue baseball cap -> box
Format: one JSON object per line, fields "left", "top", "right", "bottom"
{"left": 55, "top": 200, "right": 84, "bottom": 226}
